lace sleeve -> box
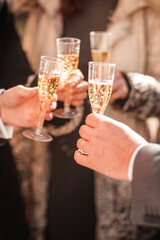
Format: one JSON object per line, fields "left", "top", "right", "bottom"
{"left": 123, "top": 72, "right": 160, "bottom": 120}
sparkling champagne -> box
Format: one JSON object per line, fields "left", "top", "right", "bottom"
{"left": 38, "top": 75, "right": 60, "bottom": 103}
{"left": 57, "top": 54, "right": 79, "bottom": 83}
{"left": 88, "top": 79, "right": 113, "bottom": 114}
{"left": 91, "top": 50, "right": 110, "bottom": 62}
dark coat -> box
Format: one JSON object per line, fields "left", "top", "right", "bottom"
{"left": 0, "top": 1, "right": 33, "bottom": 239}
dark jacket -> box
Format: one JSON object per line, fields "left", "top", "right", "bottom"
{"left": 132, "top": 143, "right": 160, "bottom": 228}
{"left": 0, "top": 1, "right": 32, "bottom": 239}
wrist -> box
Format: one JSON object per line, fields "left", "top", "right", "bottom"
{"left": 128, "top": 144, "right": 148, "bottom": 181}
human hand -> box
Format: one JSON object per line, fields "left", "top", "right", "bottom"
{"left": 110, "top": 70, "right": 129, "bottom": 102}
{"left": 74, "top": 113, "right": 147, "bottom": 181}
{"left": 0, "top": 85, "right": 57, "bottom": 127}
{"left": 57, "top": 69, "right": 88, "bottom": 106}
{"left": 69, "top": 80, "right": 88, "bottom": 106}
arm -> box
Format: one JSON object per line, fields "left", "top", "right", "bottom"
{"left": 131, "top": 144, "right": 160, "bottom": 227}
{"left": 0, "top": 1, "right": 33, "bottom": 89}
{"left": 111, "top": 71, "right": 160, "bottom": 120}
{"left": 123, "top": 73, "right": 160, "bottom": 119}
{"left": 74, "top": 113, "right": 160, "bottom": 227}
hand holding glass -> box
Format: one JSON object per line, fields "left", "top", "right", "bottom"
{"left": 54, "top": 37, "right": 81, "bottom": 119}
{"left": 23, "top": 56, "right": 64, "bottom": 142}
{"left": 90, "top": 31, "right": 112, "bottom": 62}
{"left": 78, "top": 61, "right": 115, "bottom": 155}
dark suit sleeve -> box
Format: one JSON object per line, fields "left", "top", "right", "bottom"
{"left": 0, "top": 1, "right": 33, "bottom": 89}
{"left": 131, "top": 143, "right": 160, "bottom": 227}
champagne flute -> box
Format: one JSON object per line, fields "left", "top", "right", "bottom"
{"left": 90, "top": 31, "right": 112, "bottom": 62}
{"left": 54, "top": 37, "right": 81, "bottom": 119}
{"left": 23, "top": 56, "right": 64, "bottom": 142}
{"left": 88, "top": 61, "right": 116, "bottom": 115}
{"left": 79, "top": 61, "right": 115, "bottom": 155}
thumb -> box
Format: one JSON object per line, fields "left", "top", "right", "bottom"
{"left": 15, "top": 85, "right": 38, "bottom": 98}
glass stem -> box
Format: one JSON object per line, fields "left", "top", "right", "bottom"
{"left": 35, "top": 108, "right": 45, "bottom": 136}
{"left": 64, "top": 82, "right": 71, "bottom": 114}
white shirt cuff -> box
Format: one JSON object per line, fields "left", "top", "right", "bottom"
{"left": 0, "top": 89, "right": 5, "bottom": 94}
{"left": 128, "top": 144, "right": 147, "bottom": 181}
{"left": 0, "top": 118, "right": 13, "bottom": 139}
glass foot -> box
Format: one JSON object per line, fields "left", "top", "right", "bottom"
{"left": 54, "top": 108, "right": 80, "bottom": 119}
{"left": 23, "top": 129, "right": 53, "bottom": 142}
